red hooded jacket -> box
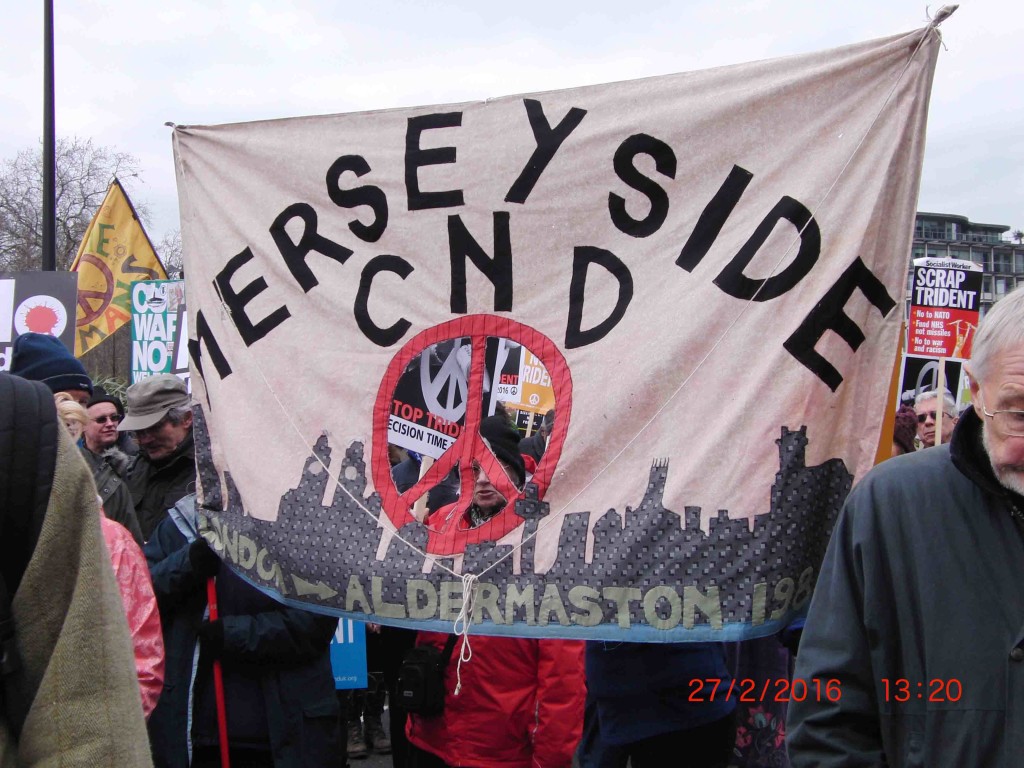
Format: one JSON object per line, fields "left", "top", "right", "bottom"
{"left": 406, "top": 632, "right": 585, "bottom": 768}
{"left": 101, "top": 515, "right": 164, "bottom": 717}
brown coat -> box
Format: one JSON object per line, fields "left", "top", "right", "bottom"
{"left": 0, "top": 425, "right": 153, "bottom": 767}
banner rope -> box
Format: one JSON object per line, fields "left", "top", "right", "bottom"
{"left": 452, "top": 573, "right": 478, "bottom": 696}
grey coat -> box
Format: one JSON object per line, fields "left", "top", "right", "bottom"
{"left": 787, "top": 409, "right": 1024, "bottom": 768}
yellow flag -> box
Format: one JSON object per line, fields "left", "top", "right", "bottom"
{"left": 71, "top": 178, "right": 167, "bottom": 356}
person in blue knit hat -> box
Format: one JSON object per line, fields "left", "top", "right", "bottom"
{"left": 10, "top": 331, "right": 143, "bottom": 541}
{"left": 10, "top": 332, "right": 93, "bottom": 404}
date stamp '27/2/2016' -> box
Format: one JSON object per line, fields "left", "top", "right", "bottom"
{"left": 688, "top": 678, "right": 965, "bottom": 704}
{"left": 688, "top": 678, "right": 842, "bottom": 703}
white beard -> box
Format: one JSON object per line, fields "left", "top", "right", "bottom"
{"left": 982, "top": 424, "right": 1024, "bottom": 496}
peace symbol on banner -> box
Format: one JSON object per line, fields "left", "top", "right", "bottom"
{"left": 75, "top": 252, "right": 117, "bottom": 325}
{"left": 419, "top": 341, "right": 469, "bottom": 423}
{"left": 372, "top": 316, "right": 572, "bottom": 558}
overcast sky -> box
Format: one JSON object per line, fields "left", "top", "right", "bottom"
{"left": 3, "top": 1, "right": 1020, "bottom": 244}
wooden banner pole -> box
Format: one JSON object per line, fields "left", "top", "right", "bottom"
{"left": 934, "top": 359, "right": 947, "bottom": 448}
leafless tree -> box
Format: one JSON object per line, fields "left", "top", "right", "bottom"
{"left": 0, "top": 137, "right": 148, "bottom": 272}
{"left": 156, "top": 228, "right": 183, "bottom": 278}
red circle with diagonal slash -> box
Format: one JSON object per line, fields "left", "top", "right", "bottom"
{"left": 372, "top": 316, "right": 572, "bottom": 557}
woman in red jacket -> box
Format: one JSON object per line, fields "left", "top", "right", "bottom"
{"left": 407, "top": 631, "right": 585, "bottom": 768}
{"left": 406, "top": 417, "right": 586, "bottom": 768}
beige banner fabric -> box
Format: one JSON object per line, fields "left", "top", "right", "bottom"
{"left": 173, "top": 25, "right": 940, "bottom": 640}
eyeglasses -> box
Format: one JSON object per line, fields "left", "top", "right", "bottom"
{"left": 978, "top": 394, "right": 1024, "bottom": 437}
{"left": 916, "top": 411, "right": 954, "bottom": 424}
{"left": 92, "top": 413, "right": 122, "bottom": 425}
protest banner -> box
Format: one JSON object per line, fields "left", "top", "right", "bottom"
{"left": 904, "top": 256, "right": 981, "bottom": 444}
{"left": 71, "top": 178, "right": 167, "bottom": 356}
{"left": 0, "top": 271, "right": 78, "bottom": 371}
{"left": 176, "top": 24, "right": 943, "bottom": 641}
{"left": 130, "top": 279, "right": 190, "bottom": 389}
{"left": 907, "top": 257, "right": 982, "bottom": 359}
{"left": 490, "top": 342, "right": 556, "bottom": 434}
{"left": 330, "top": 620, "right": 368, "bottom": 690}
{"left": 898, "top": 355, "right": 969, "bottom": 410}
{"left": 387, "top": 339, "right": 468, "bottom": 459}
{"left": 387, "top": 337, "right": 553, "bottom": 456}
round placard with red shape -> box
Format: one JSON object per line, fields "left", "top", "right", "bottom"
{"left": 372, "top": 315, "right": 571, "bottom": 557}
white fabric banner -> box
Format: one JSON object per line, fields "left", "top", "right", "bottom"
{"left": 174, "top": 25, "right": 940, "bottom": 640}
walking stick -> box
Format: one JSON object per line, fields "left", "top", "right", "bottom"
{"left": 206, "top": 577, "right": 231, "bottom": 768}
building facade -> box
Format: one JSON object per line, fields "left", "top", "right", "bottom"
{"left": 910, "top": 212, "right": 1024, "bottom": 316}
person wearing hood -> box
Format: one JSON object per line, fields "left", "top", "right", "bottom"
{"left": 0, "top": 373, "right": 153, "bottom": 765}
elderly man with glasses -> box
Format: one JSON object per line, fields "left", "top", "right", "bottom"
{"left": 120, "top": 374, "right": 196, "bottom": 540}
{"left": 914, "top": 389, "right": 959, "bottom": 447}
{"left": 788, "top": 284, "right": 1024, "bottom": 768}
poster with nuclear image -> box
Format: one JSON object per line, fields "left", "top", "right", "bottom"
{"left": 898, "top": 355, "right": 971, "bottom": 411}
{"left": 0, "top": 271, "right": 78, "bottom": 372}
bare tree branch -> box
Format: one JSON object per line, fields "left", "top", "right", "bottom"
{"left": 0, "top": 137, "right": 150, "bottom": 272}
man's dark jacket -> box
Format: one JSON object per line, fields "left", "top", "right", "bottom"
{"left": 788, "top": 409, "right": 1024, "bottom": 767}
{"left": 144, "top": 496, "right": 339, "bottom": 768}
{"left": 127, "top": 430, "right": 196, "bottom": 540}
{"left": 519, "top": 433, "right": 546, "bottom": 464}
{"left": 80, "top": 446, "right": 143, "bottom": 544}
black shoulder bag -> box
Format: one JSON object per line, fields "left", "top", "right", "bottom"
{"left": 395, "top": 634, "right": 458, "bottom": 716}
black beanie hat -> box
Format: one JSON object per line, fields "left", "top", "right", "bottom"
{"left": 88, "top": 386, "right": 125, "bottom": 418}
{"left": 10, "top": 333, "right": 93, "bottom": 396}
{"left": 479, "top": 415, "right": 526, "bottom": 488}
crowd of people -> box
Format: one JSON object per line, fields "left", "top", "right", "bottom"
{"left": 2, "top": 283, "right": 1023, "bottom": 767}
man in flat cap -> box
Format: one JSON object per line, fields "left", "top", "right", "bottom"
{"left": 120, "top": 374, "right": 195, "bottom": 540}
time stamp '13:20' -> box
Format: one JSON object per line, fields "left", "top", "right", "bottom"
{"left": 881, "top": 678, "right": 963, "bottom": 702}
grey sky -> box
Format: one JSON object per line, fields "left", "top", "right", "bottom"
{"left": 3, "top": 1, "right": 1020, "bottom": 244}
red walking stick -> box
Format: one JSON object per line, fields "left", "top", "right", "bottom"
{"left": 206, "top": 577, "right": 231, "bottom": 768}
